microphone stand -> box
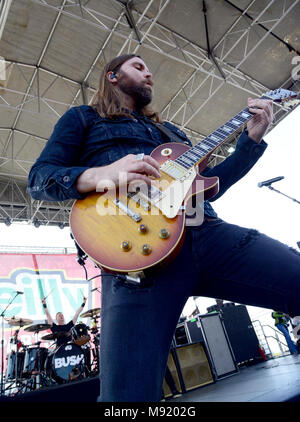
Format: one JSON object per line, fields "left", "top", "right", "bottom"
{"left": 0, "top": 292, "right": 21, "bottom": 396}
{"left": 267, "top": 185, "right": 300, "bottom": 205}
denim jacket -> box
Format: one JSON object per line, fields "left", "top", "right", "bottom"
{"left": 28, "top": 105, "right": 267, "bottom": 217}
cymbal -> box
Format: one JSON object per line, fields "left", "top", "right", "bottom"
{"left": 41, "top": 332, "right": 69, "bottom": 341}
{"left": 24, "top": 323, "right": 52, "bottom": 332}
{"left": 80, "top": 308, "right": 101, "bottom": 318}
{"left": 5, "top": 317, "right": 33, "bottom": 327}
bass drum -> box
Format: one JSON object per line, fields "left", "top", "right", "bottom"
{"left": 45, "top": 343, "right": 85, "bottom": 384}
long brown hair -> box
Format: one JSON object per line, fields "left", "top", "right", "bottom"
{"left": 90, "top": 54, "right": 161, "bottom": 122}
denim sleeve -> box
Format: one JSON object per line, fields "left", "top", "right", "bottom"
{"left": 28, "top": 107, "right": 90, "bottom": 201}
{"left": 202, "top": 130, "right": 268, "bottom": 201}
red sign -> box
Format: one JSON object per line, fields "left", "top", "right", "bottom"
{"left": 0, "top": 253, "right": 101, "bottom": 376}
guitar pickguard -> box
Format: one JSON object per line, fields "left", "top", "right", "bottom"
{"left": 150, "top": 167, "right": 197, "bottom": 218}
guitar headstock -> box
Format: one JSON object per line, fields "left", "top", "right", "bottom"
{"left": 263, "top": 88, "right": 300, "bottom": 109}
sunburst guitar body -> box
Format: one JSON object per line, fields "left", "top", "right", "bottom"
{"left": 70, "top": 142, "right": 218, "bottom": 274}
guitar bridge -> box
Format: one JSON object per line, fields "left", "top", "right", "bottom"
{"left": 113, "top": 198, "right": 142, "bottom": 222}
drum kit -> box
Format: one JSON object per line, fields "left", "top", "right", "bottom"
{"left": 2, "top": 307, "right": 101, "bottom": 396}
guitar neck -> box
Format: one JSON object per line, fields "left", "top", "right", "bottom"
{"left": 174, "top": 105, "right": 255, "bottom": 169}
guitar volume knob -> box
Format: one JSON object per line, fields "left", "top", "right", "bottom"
{"left": 138, "top": 224, "right": 148, "bottom": 234}
{"left": 159, "top": 228, "right": 170, "bottom": 239}
{"left": 141, "top": 244, "right": 152, "bottom": 255}
{"left": 121, "top": 241, "right": 132, "bottom": 252}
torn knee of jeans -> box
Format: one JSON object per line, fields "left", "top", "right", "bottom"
{"left": 236, "top": 229, "right": 259, "bottom": 249}
{"left": 288, "top": 246, "right": 300, "bottom": 257}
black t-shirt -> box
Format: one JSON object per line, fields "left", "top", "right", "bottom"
{"left": 51, "top": 321, "right": 74, "bottom": 347}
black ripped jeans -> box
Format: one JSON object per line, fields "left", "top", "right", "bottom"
{"left": 98, "top": 218, "right": 300, "bottom": 402}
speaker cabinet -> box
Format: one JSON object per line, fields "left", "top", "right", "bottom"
{"left": 186, "top": 319, "right": 204, "bottom": 343}
{"left": 221, "top": 305, "right": 260, "bottom": 364}
{"left": 163, "top": 342, "right": 214, "bottom": 396}
{"left": 200, "top": 313, "right": 238, "bottom": 379}
{"left": 175, "top": 322, "right": 189, "bottom": 346}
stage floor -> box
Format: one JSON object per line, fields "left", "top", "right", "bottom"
{"left": 1, "top": 354, "right": 299, "bottom": 403}
{"left": 170, "top": 354, "right": 300, "bottom": 402}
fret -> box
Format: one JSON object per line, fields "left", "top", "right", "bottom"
{"left": 198, "top": 142, "right": 211, "bottom": 151}
{"left": 190, "top": 149, "right": 203, "bottom": 158}
{"left": 175, "top": 157, "right": 188, "bottom": 166}
{"left": 185, "top": 150, "right": 202, "bottom": 161}
{"left": 215, "top": 127, "right": 230, "bottom": 137}
{"left": 175, "top": 159, "right": 190, "bottom": 169}
{"left": 172, "top": 101, "right": 257, "bottom": 170}
{"left": 226, "top": 121, "right": 239, "bottom": 130}
{"left": 205, "top": 138, "right": 218, "bottom": 147}
{"left": 181, "top": 155, "right": 197, "bottom": 164}
{"left": 194, "top": 147, "right": 209, "bottom": 156}
{"left": 201, "top": 139, "right": 215, "bottom": 149}
{"left": 230, "top": 118, "right": 241, "bottom": 127}
{"left": 235, "top": 116, "right": 247, "bottom": 124}
{"left": 193, "top": 144, "right": 206, "bottom": 153}
{"left": 239, "top": 111, "right": 252, "bottom": 120}
{"left": 178, "top": 156, "right": 194, "bottom": 165}
{"left": 209, "top": 133, "right": 223, "bottom": 142}
{"left": 221, "top": 125, "right": 233, "bottom": 133}
{"left": 205, "top": 139, "right": 218, "bottom": 149}
{"left": 234, "top": 114, "right": 248, "bottom": 124}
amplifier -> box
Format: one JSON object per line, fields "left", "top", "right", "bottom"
{"left": 163, "top": 342, "right": 214, "bottom": 396}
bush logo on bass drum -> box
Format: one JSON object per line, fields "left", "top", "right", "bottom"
{"left": 54, "top": 354, "right": 84, "bottom": 368}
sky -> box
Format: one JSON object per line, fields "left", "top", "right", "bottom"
{"left": 0, "top": 103, "right": 299, "bottom": 355}
{"left": 190, "top": 104, "right": 300, "bottom": 354}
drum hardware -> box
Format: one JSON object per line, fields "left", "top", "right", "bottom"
{"left": 80, "top": 308, "right": 101, "bottom": 318}
{"left": 21, "top": 324, "right": 52, "bottom": 387}
{"left": 2, "top": 319, "right": 67, "bottom": 396}
{"left": 72, "top": 323, "right": 90, "bottom": 346}
{"left": 83, "top": 318, "right": 100, "bottom": 375}
{"left": 81, "top": 306, "right": 101, "bottom": 375}
{"left": 41, "top": 331, "right": 69, "bottom": 341}
{"left": 5, "top": 350, "right": 25, "bottom": 381}
{"left": 24, "top": 323, "right": 51, "bottom": 332}
{"left": 4, "top": 317, "right": 33, "bottom": 327}
{"left": 1, "top": 309, "right": 100, "bottom": 397}
{"left": 1, "top": 292, "right": 25, "bottom": 396}
{"left": 1, "top": 316, "right": 33, "bottom": 395}
{"left": 23, "top": 345, "right": 48, "bottom": 379}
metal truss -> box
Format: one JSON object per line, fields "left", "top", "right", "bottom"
{"left": 0, "top": 178, "right": 73, "bottom": 227}
{"left": 161, "top": 0, "right": 300, "bottom": 129}
{"left": 3, "top": 0, "right": 298, "bottom": 120}
{"left": 1, "top": 0, "right": 298, "bottom": 129}
{"left": 0, "top": 0, "right": 299, "bottom": 225}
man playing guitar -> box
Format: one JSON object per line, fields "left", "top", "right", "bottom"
{"left": 28, "top": 54, "right": 300, "bottom": 402}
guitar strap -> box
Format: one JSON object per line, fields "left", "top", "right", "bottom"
{"left": 150, "top": 121, "right": 190, "bottom": 146}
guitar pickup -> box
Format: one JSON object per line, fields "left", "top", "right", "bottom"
{"left": 127, "top": 192, "right": 151, "bottom": 211}
{"left": 113, "top": 198, "right": 142, "bottom": 222}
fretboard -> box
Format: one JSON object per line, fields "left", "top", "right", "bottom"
{"left": 175, "top": 106, "right": 254, "bottom": 169}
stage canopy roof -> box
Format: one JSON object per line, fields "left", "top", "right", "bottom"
{"left": 0, "top": 0, "right": 299, "bottom": 227}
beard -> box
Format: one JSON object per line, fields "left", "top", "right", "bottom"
{"left": 118, "top": 75, "right": 153, "bottom": 110}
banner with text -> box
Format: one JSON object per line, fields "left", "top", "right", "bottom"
{"left": 0, "top": 253, "right": 101, "bottom": 373}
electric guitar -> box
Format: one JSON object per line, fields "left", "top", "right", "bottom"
{"left": 70, "top": 89, "right": 299, "bottom": 274}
